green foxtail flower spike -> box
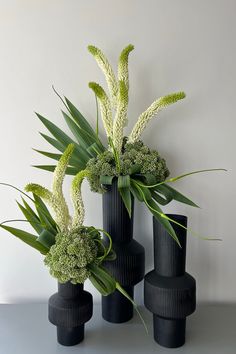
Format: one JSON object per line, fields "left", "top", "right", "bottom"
{"left": 88, "top": 45, "right": 118, "bottom": 108}
{"left": 113, "top": 80, "right": 129, "bottom": 153}
{"left": 71, "top": 170, "right": 91, "bottom": 230}
{"left": 25, "top": 144, "right": 74, "bottom": 232}
{"left": 118, "top": 44, "right": 134, "bottom": 90}
{"left": 128, "top": 92, "right": 186, "bottom": 143}
{"left": 88, "top": 82, "right": 113, "bottom": 138}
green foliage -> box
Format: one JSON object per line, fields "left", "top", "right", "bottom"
{"left": 86, "top": 140, "right": 169, "bottom": 192}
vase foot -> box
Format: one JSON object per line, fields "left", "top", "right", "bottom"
{"left": 57, "top": 325, "right": 84, "bottom": 346}
{"left": 153, "top": 315, "right": 186, "bottom": 348}
{"left": 102, "top": 286, "right": 134, "bottom": 323}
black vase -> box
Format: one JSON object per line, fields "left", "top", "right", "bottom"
{"left": 102, "top": 179, "right": 145, "bottom": 323}
{"left": 144, "top": 214, "right": 196, "bottom": 348}
{"left": 48, "top": 282, "right": 93, "bottom": 346}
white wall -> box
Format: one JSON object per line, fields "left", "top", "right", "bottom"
{"left": 0, "top": 0, "right": 235, "bottom": 304}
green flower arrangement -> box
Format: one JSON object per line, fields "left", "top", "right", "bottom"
{"left": 34, "top": 44, "right": 225, "bottom": 244}
{"left": 0, "top": 145, "right": 141, "bottom": 302}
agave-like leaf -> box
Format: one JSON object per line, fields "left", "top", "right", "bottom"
{"left": 64, "top": 97, "right": 103, "bottom": 145}
{"left": 61, "top": 111, "right": 95, "bottom": 151}
{"left": 159, "top": 184, "right": 199, "bottom": 208}
{"left": 17, "top": 201, "right": 43, "bottom": 235}
{"left": 33, "top": 194, "right": 57, "bottom": 234}
{"left": 88, "top": 263, "right": 117, "bottom": 295}
{"left": 0, "top": 224, "right": 49, "bottom": 254}
{"left": 37, "top": 113, "right": 91, "bottom": 164}
{"left": 145, "top": 198, "right": 180, "bottom": 246}
{"left": 40, "top": 133, "right": 67, "bottom": 153}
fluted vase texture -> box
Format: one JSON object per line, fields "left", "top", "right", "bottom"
{"left": 144, "top": 214, "right": 196, "bottom": 348}
{"left": 102, "top": 179, "right": 145, "bottom": 323}
{"left": 48, "top": 282, "right": 93, "bottom": 346}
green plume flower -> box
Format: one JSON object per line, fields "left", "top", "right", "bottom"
{"left": 113, "top": 80, "right": 129, "bottom": 153}
{"left": 128, "top": 92, "right": 186, "bottom": 143}
{"left": 88, "top": 45, "right": 118, "bottom": 107}
{"left": 25, "top": 144, "right": 74, "bottom": 232}
{"left": 71, "top": 170, "right": 91, "bottom": 229}
{"left": 89, "top": 82, "right": 113, "bottom": 138}
{"left": 118, "top": 44, "right": 134, "bottom": 90}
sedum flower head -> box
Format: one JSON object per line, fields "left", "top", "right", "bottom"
{"left": 128, "top": 92, "right": 186, "bottom": 143}
{"left": 89, "top": 82, "right": 113, "bottom": 138}
{"left": 88, "top": 45, "right": 118, "bottom": 108}
{"left": 44, "top": 227, "right": 98, "bottom": 284}
{"left": 86, "top": 140, "right": 169, "bottom": 192}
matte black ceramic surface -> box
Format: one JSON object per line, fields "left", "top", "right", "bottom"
{"left": 48, "top": 282, "right": 93, "bottom": 346}
{"left": 102, "top": 180, "right": 145, "bottom": 323}
{"left": 144, "top": 215, "right": 196, "bottom": 348}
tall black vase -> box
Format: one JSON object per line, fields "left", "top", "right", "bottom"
{"left": 48, "top": 282, "right": 93, "bottom": 346}
{"left": 144, "top": 214, "right": 196, "bottom": 348}
{"left": 102, "top": 179, "right": 145, "bottom": 323}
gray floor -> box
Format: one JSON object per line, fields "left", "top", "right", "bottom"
{"left": 0, "top": 303, "right": 235, "bottom": 354}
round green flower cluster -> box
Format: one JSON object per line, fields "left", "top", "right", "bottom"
{"left": 86, "top": 140, "right": 170, "bottom": 192}
{"left": 44, "top": 227, "right": 98, "bottom": 284}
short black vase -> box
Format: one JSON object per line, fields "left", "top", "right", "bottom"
{"left": 144, "top": 214, "right": 196, "bottom": 348}
{"left": 48, "top": 282, "right": 93, "bottom": 346}
{"left": 102, "top": 180, "right": 145, "bottom": 323}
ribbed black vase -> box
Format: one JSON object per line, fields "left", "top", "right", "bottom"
{"left": 144, "top": 214, "right": 196, "bottom": 348}
{"left": 102, "top": 179, "right": 145, "bottom": 323}
{"left": 48, "top": 282, "right": 93, "bottom": 346}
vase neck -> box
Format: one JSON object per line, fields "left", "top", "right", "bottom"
{"left": 153, "top": 215, "right": 187, "bottom": 277}
{"left": 103, "top": 179, "right": 134, "bottom": 244}
{"left": 58, "top": 282, "right": 84, "bottom": 299}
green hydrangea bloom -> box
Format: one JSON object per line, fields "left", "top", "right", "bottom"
{"left": 44, "top": 227, "right": 98, "bottom": 284}
{"left": 86, "top": 140, "right": 170, "bottom": 192}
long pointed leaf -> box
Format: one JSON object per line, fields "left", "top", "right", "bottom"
{"left": 17, "top": 201, "right": 43, "bottom": 235}
{"left": 118, "top": 186, "right": 132, "bottom": 218}
{"left": 64, "top": 98, "right": 99, "bottom": 141}
{"left": 37, "top": 113, "right": 91, "bottom": 164}
{"left": 39, "top": 133, "right": 65, "bottom": 152}
{"left": 161, "top": 184, "right": 199, "bottom": 207}
{"left": 62, "top": 110, "right": 96, "bottom": 150}
{"left": 0, "top": 224, "right": 48, "bottom": 254}
{"left": 145, "top": 198, "right": 180, "bottom": 246}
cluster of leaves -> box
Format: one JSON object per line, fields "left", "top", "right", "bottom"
{"left": 0, "top": 183, "right": 58, "bottom": 254}
{"left": 86, "top": 139, "right": 169, "bottom": 193}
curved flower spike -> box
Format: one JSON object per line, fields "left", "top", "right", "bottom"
{"left": 128, "top": 92, "right": 186, "bottom": 143}
{"left": 71, "top": 169, "right": 91, "bottom": 230}
{"left": 113, "top": 80, "right": 129, "bottom": 153}
{"left": 118, "top": 44, "right": 134, "bottom": 90}
{"left": 88, "top": 45, "right": 118, "bottom": 108}
{"left": 89, "top": 82, "right": 113, "bottom": 138}
{"left": 25, "top": 144, "right": 74, "bottom": 232}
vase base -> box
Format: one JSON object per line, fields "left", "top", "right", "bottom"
{"left": 102, "top": 286, "right": 134, "bottom": 323}
{"left": 57, "top": 325, "right": 84, "bottom": 346}
{"left": 153, "top": 315, "right": 186, "bottom": 348}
